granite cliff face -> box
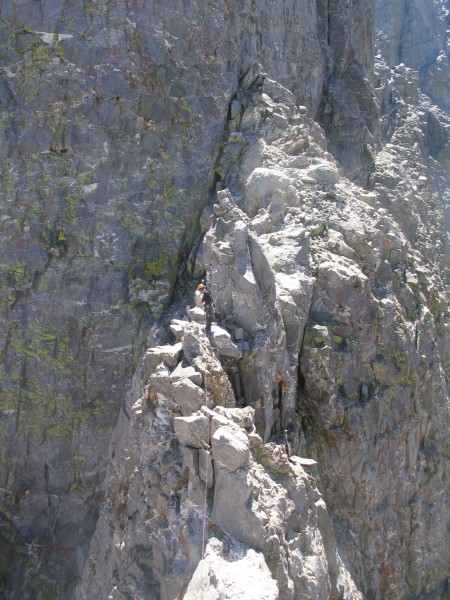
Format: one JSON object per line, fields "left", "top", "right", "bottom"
{"left": 0, "top": 1, "right": 449, "bottom": 599}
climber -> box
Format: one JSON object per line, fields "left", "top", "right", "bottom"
{"left": 202, "top": 285, "right": 214, "bottom": 334}
{"left": 195, "top": 283, "right": 205, "bottom": 308}
{"left": 194, "top": 282, "right": 214, "bottom": 333}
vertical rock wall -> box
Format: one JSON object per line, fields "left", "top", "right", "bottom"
{"left": 317, "top": 0, "right": 379, "bottom": 180}
{"left": 0, "top": 0, "right": 448, "bottom": 599}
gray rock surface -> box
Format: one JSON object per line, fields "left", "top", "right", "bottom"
{"left": 211, "top": 426, "right": 250, "bottom": 472}
{"left": 174, "top": 414, "right": 210, "bottom": 449}
{"left": 171, "top": 378, "right": 205, "bottom": 416}
{"left": 194, "top": 46, "right": 449, "bottom": 598}
{"left": 182, "top": 323, "right": 236, "bottom": 407}
{"left": 208, "top": 324, "right": 242, "bottom": 359}
{"left": 142, "top": 342, "right": 182, "bottom": 383}
{"left": 0, "top": 1, "right": 449, "bottom": 599}
{"left": 0, "top": 2, "right": 333, "bottom": 593}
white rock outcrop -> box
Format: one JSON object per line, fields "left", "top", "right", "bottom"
{"left": 183, "top": 538, "right": 279, "bottom": 600}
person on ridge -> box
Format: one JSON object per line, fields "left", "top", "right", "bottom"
{"left": 194, "top": 282, "right": 213, "bottom": 334}
{"left": 194, "top": 283, "right": 205, "bottom": 308}
{"left": 202, "top": 285, "right": 214, "bottom": 334}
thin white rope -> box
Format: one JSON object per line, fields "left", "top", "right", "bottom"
{"left": 201, "top": 370, "right": 209, "bottom": 561}
{"left": 200, "top": 371, "right": 210, "bottom": 598}
{"left": 201, "top": 450, "right": 209, "bottom": 561}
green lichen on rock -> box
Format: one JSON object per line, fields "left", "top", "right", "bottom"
{"left": 162, "top": 178, "right": 178, "bottom": 201}
{"left": 0, "top": 315, "right": 81, "bottom": 443}
{"left": 143, "top": 257, "right": 170, "bottom": 282}
{"left": 10, "top": 320, "right": 74, "bottom": 373}
{"left": 0, "top": 263, "right": 31, "bottom": 290}
{"left": 252, "top": 443, "right": 291, "bottom": 477}
{"left": 303, "top": 323, "right": 328, "bottom": 347}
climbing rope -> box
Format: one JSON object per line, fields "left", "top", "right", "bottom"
{"left": 200, "top": 371, "right": 210, "bottom": 597}
{"left": 201, "top": 371, "right": 209, "bottom": 561}
{"left": 201, "top": 449, "right": 209, "bottom": 561}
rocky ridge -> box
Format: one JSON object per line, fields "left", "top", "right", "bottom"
{"left": 80, "top": 72, "right": 450, "bottom": 598}
{"left": 76, "top": 319, "right": 362, "bottom": 600}
{"left": 201, "top": 78, "right": 450, "bottom": 598}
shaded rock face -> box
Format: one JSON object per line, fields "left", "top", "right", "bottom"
{"left": 0, "top": 2, "right": 449, "bottom": 600}
{"left": 317, "top": 0, "right": 379, "bottom": 180}
{"left": 375, "top": 0, "right": 450, "bottom": 112}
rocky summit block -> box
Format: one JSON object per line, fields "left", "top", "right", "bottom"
{"left": 208, "top": 324, "right": 242, "bottom": 358}
{"left": 211, "top": 426, "right": 251, "bottom": 472}
{"left": 174, "top": 413, "right": 210, "bottom": 449}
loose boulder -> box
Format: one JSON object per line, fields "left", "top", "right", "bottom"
{"left": 174, "top": 413, "right": 210, "bottom": 449}
{"left": 171, "top": 378, "right": 205, "bottom": 416}
{"left": 211, "top": 426, "right": 250, "bottom": 472}
{"left": 141, "top": 343, "right": 182, "bottom": 382}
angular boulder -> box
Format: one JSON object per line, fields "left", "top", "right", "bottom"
{"left": 174, "top": 414, "right": 210, "bottom": 449}
{"left": 169, "top": 361, "right": 203, "bottom": 386}
{"left": 211, "top": 426, "right": 250, "bottom": 472}
{"left": 214, "top": 406, "right": 255, "bottom": 430}
{"left": 188, "top": 306, "right": 205, "bottom": 324}
{"left": 141, "top": 342, "right": 183, "bottom": 382}
{"left": 171, "top": 378, "right": 205, "bottom": 416}
{"left": 208, "top": 325, "right": 242, "bottom": 358}
{"left": 245, "top": 167, "right": 292, "bottom": 216}
{"left": 306, "top": 161, "right": 340, "bottom": 184}
{"left": 169, "top": 319, "right": 189, "bottom": 342}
